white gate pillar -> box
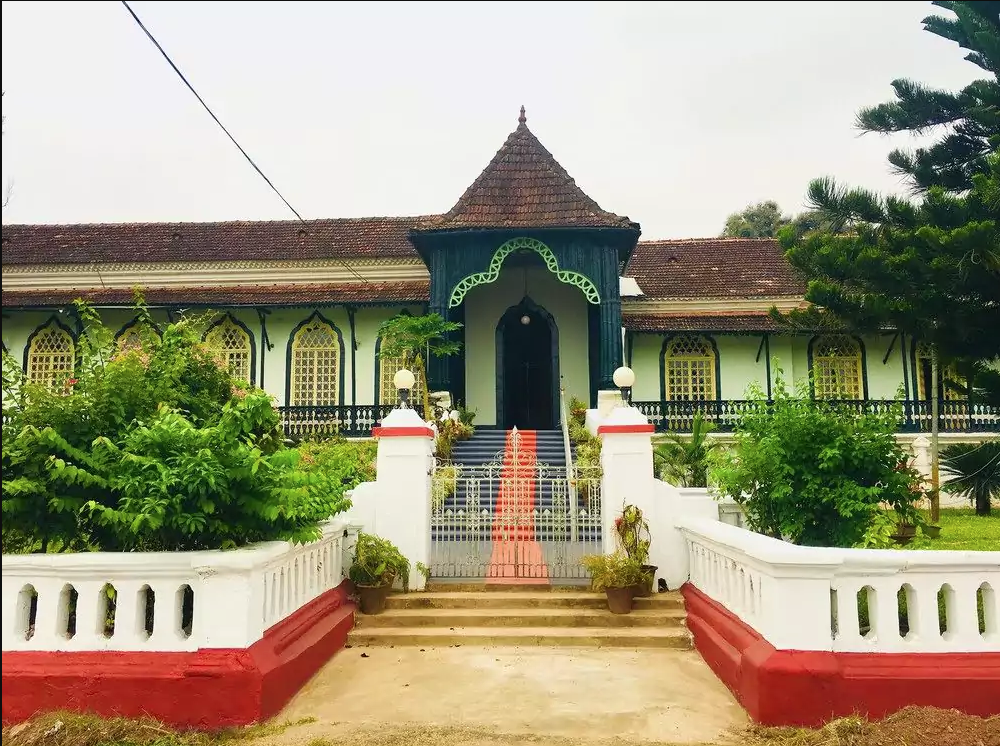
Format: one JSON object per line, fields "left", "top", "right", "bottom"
{"left": 368, "top": 408, "right": 435, "bottom": 591}
{"left": 598, "top": 406, "right": 656, "bottom": 557}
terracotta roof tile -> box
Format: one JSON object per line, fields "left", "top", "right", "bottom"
{"left": 419, "top": 109, "right": 636, "bottom": 231}
{"left": 622, "top": 312, "right": 783, "bottom": 333}
{"left": 1, "top": 282, "right": 429, "bottom": 309}
{"left": 1, "top": 217, "right": 429, "bottom": 266}
{"left": 626, "top": 238, "right": 806, "bottom": 299}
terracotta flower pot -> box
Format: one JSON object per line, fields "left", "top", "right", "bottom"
{"left": 605, "top": 586, "right": 634, "bottom": 615}
{"left": 357, "top": 584, "right": 392, "bottom": 615}
{"left": 641, "top": 565, "right": 658, "bottom": 595}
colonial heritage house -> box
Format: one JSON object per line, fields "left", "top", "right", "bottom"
{"left": 2, "top": 108, "right": 996, "bottom": 437}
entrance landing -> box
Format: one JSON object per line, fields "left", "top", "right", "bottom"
{"left": 273, "top": 646, "right": 747, "bottom": 745}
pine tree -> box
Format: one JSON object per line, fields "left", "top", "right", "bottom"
{"left": 780, "top": 153, "right": 1000, "bottom": 363}
{"left": 857, "top": 1, "right": 999, "bottom": 193}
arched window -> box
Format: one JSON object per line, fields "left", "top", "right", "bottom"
{"left": 290, "top": 317, "right": 341, "bottom": 406}
{"left": 662, "top": 335, "right": 717, "bottom": 401}
{"left": 25, "top": 321, "right": 75, "bottom": 389}
{"left": 812, "top": 335, "right": 863, "bottom": 400}
{"left": 204, "top": 316, "right": 252, "bottom": 383}
{"left": 115, "top": 318, "right": 159, "bottom": 353}
{"left": 118, "top": 328, "right": 143, "bottom": 352}
{"left": 915, "top": 342, "right": 964, "bottom": 401}
{"left": 377, "top": 344, "right": 424, "bottom": 408}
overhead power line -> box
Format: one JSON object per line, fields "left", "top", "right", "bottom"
{"left": 120, "top": 1, "right": 372, "bottom": 286}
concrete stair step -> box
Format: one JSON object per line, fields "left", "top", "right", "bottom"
{"left": 386, "top": 590, "right": 684, "bottom": 610}
{"left": 355, "top": 607, "right": 686, "bottom": 628}
{"left": 348, "top": 625, "right": 691, "bottom": 648}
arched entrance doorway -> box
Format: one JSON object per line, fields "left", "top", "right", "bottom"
{"left": 496, "top": 298, "right": 559, "bottom": 430}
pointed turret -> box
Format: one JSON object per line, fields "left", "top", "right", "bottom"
{"left": 421, "top": 107, "right": 635, "bottom": 231}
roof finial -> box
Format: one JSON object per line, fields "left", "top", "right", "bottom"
{"left": 518, "top": 105, "right": 526, "bottom": 125}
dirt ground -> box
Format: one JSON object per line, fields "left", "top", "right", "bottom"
{"left": 271, "top": 646, "right": 746, "bottom": 746}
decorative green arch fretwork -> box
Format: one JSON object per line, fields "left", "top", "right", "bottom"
{"left": 448, "top": 237, "right": 601, "bottom": 307}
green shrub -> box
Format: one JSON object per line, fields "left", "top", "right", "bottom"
{"left": 581, "top": 552, "right": 645, "bottom": 591}
{"left": 568, "top": 396, "right": 588, "bottom": 428}
{"left": 710, "top": 374, "right": 922, "bottom": 548}
{"left": 435, "top": 419, "right": 473, "bottom": 460}
{"left": 349, "top": 532, "right": 410, "bottom": 590}
{"left": 431, "top": 464, "right": 458, "bottom": 510}
{"left": 2, "top": 301, "right": 352, "bottom": 553}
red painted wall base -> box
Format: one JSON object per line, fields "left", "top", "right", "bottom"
{"left": 2, "top": 580, "right": 355, "bottom": 729}
{"left": 682, "top": 583, "right": 1000, "bottom": 726}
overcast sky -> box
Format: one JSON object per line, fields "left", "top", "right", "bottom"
{"left": 0, "top": 1, "right": 979, "bottom": 239}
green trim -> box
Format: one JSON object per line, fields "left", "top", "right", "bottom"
{"left": 448, "top": 237, "right": 601, "bottom": 307}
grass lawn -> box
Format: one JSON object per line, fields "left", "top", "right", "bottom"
{"left": 907, "top": 507, "right": 999, "bottom": 551}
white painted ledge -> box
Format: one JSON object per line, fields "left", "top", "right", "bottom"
{"left": 1, "top": 518, "right": 360, "bottom": 653}
{"left": 677, "top": 516, "right": 1000, "bottom": 653}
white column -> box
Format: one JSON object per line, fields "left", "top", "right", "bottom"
{"left": 598, "top": 406, "right": 656, "bottom": 557}
{"left": 370, "top": 407, "right": 435, "bottom": 591}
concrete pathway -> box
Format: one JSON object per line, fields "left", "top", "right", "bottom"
{"left": 263, "top": 646, "right": 746, "bottom": 746}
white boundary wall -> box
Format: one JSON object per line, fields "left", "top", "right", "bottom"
{"left": 2, "top": 518, "right": 359, "bottom": 653}
{"left": 594, "top": 405, "right": 1000, "bottom": 655}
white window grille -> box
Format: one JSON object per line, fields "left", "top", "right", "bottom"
{"left": 290, "top": 319, "right": 340, "bottom": 406}
{"left": 26, "top": 324, "right": 75, "bottom": 389}
{"left": 204, "top": 317, "right": 252, "bottom": 383}
{"left": 378, "top": 349, "right": 423, "bottom": 407}
{"left": 664, "top": 335, "right": 716, "bottom": 401}
{"left": 813, "top": 335, "right": 863, "bottom": 400}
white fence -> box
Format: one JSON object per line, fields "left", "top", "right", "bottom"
{"left": 2, "top": 519, "right": 359, "bottom": 653}
{"left": 678, "top": 515, "right": 1000, "bottom": 653}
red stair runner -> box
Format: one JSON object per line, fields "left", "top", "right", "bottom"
{"left": 486, "top": 429, "right": 550, "bottom": 584}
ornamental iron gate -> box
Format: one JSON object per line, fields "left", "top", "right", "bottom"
{"left": 430, "top": 430, "right": 602, "bottom": 581}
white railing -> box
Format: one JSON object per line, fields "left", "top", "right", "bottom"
{"left": 1, "top": 519, "right": 360, "bottom": 653}
{"left": 679, "top": 516, "right": 1000, "bottom": 653}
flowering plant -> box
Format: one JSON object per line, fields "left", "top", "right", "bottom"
{"left": 614, "top": 504, "right": 650, "bottom": 565}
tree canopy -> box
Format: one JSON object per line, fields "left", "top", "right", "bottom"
{"left": 780, "top": 154, "right": 999, "bottom": 362}
{"left": 722, "top": 201, "right": 788, "bottom": 238}
{"left": 856, "top": 1, "right": 999, "bottom": 193}
{"left": 722, "top": 201, "right": 833, "bottom": 239}
{"left": 779, "top": 1, "right": 1000, "bottom": 378}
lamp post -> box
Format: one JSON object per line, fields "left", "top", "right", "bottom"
{"left": 394, "top": 368, "right": 415, "bottom": 409}
{"left": 613, "top": 366, "right": 636, "bottom": 406}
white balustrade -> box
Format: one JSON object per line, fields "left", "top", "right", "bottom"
{"left": 678, "top": 516, "right": 1000, "bottom": 653}
{"left": 2, "top": 519, "right": 359, "bottom": 653}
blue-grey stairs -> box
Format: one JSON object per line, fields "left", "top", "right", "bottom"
{"left": 435, "top": 429, "right": 600, "bottom": 544}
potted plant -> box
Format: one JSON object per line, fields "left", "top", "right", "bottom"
{"left": 348, "top": 532, "right": 410, "bottom": 615}
{"left": 615, "top": 505, "right": 657, "bottom": 596}
{"left": 582, "top": 553, "right": 646, "bottom": 614}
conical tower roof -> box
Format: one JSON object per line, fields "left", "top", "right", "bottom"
{"left": 421, "top": 107, "right": 636, "bottom": 231}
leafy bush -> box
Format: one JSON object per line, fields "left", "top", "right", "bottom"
{"left": 435, "top": 419, "right": 473, "bottom": 460}
{"left": 349, "top": 532, "right": 410, "bottom": 590}
{"left": 582, "top": 552, "right": 645, "bottom": 591}
{"left": 296, "top": 437, "right": 377, "bottom": 492}
{"left": 2, "top": 301, "right": 353, "bottom": 553}
{"left": 431, "top": 464, "right": 458, "bottom": 510}
{"left": 710, "top": 376, "right": 922, "bottom": 548}
{"left": 654, "top": 413, "right": 723, "bottom": 487}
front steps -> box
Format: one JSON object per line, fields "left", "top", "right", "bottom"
{"left": 349, "top": 590, "right": 691, "bottom": 649}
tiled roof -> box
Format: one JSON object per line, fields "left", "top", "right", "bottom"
{"left": 0, "top": 217, "right": 429, "bottom": 266}
{"left": 622, "top": 312, "right": 783, "bottom": 333}
{"left": 1, "top": 281, "right": 430, "bottom": 309}
{"left": 419, "top": 108, "right": 636, "bottom": 231}
{"left": 626, "top": 238, "right": 806, "bottom": 299}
